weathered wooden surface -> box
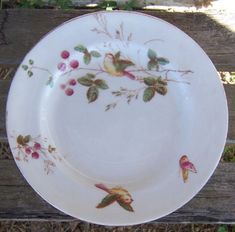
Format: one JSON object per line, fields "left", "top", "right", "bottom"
{"left": 0, "top": 9, "right": 234, "bottom": 223}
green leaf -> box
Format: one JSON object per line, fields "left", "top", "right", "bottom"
{"left": 120, "top": 0, "right": 140, "bottom": 10}
{"left": 27, "top": 70, "right": 33, "bottom": 77}
{"left": 116, "top": 60, "right": 134, "bottom": 72}
{"left": 232, "top": 225, "right": 235, "bottom": 232}
{"left": 222, "top": 145, "right": 235, "bottom": 162}
{"left": 157, "top": 57, "right": 169, "bottom": 65}
{"left": 87, "top": 86, "right": 98, "bottom": 103}
{"left": 155, "top": 86, "right": 167, "bottom": 95}
{"left": 86, "top": 73, "right": 95, "bottom": 79}
{"left": 147, "top": 49, "right": 157, "bottom": 59}
{"left": 96, "top": 194, "right": 118, "bottom": 208}
{"left": 29, "top": 59, "right": 34, "bottom": 65}
{"left": 147, "top": 61, "right": 158, "bottom": 71}
{"left": 77, "top": 77, "right": 93, "bottom": 87}
{"left": 147, "top": 62, "right": 154, "bottom": 70}
{"left": 114, "top": 51, "right": 121, "bottom": 59}
{"left": 231, "top": 72, "right": 235, "bottom": 78}
{"left": 83, "top": 54, "right": 91, "bottom": 65}
{"left": 23, "top": 135, "right": 31, "bottom": 144}
{"left": 17, "top": 0, "right": 44, "bottom": 8}
{"left": 74, "top": 44, "right": 86, "bottom": 52}
{"left": 22, "top": 65, "right": 28, "bottom": 71}
{"left": 230, "top": 72, "right": 235, "bottom": 83}
{"left": 144, "top": 77, "right": 156, "bottom": 86}
{"left": 46, "top": 76, "right": 53, "bottom": 84}
{"left": 156, "top": 78, "right": 167, "bottom": 86}
{"left": 90, "top": 51, "right": 101, "bottom": 58}
{"left": 117, "top": 200, "right": 134, "bottom": 212}
{"left": 46, "top": 76, "right": 53, "bottom": 87}
{"left": 143, "top": 87, "right": 155, "bottom": 102}
{"left": 54, "top": 0, "right": 72, "bottom": 9}
{"left": 94, "top": 79, "right": 109, "bottom": 90}
{"left": 217, "top": 225, "right": 228, "bottom": 232}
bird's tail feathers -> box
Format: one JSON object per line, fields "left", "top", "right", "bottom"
{"left": 95, "top": 183, "right": 110, "bottom": 193}
{"left": 123, "top": 71, "right": 136, "bottom": 80}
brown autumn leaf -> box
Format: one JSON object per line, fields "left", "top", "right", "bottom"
{"left": 155, "top": 86, "right": 167, "bottom": 95}
{"left": 77, "top": 76, "right": 93, "bottom": 87}
{"left": 94, "top": 79, "right": 109, "bottom": 90}
{"left": 87, "top": 86, "right": 99, "bottom": 103}
{"left": 17, "top": 135, "right": 24, "bottom": 145}
{"left": 23, "top": 135, "right": 31, "bottom": 144}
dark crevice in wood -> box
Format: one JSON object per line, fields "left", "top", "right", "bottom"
{"left": 0, "top": 213, "right": 72, "bottom": 220}
{"left": 0, "top": 141, "right": 12, "bottom": 159}
{"left": 0, "top": 185, "right": 26, "bottom": 187}
{"left": 0, "top": 66, "right": 14, "bottom": 80}
{"left": 0, "top": 10, "right": 8, "bottom": 46}
{"left": 0, "top": 213, "right": 234, "bottom": 223}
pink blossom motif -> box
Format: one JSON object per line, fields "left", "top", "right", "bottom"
{"left": 70, "top": 60, "right": 79, "bottom": 69}
{"left": 33, "top": 142, "right": 41, "bottom": 150}
{"left": 60, "top": 84, "right": 66, "bottom": 90}
{"left": 68, "top": 79, "right": 76, "bottom": 86}
{"left": 57, "top": 62, "right": 66, "bottom": 71}
{"left": 61, "top": 50, "right": 70, "bottom": 59}
{"left": 181, "top": 160, "right": 197, "bottom": 172}
{"left": 32, "top": 151, "right": 39, "bottom": 159}
{"left": 14, "top": 134, "right": 58, "bottom": 174}
{"left": 25, "top": 147, "right": 31, "bottom": 154}
{"left": 65, "top": 88, "right": 74, "bottom": 96}
{"left": 59, "top": 81, "right": 76, "bottom": 96}
{"left": 179, "top": 155, "right": 197, "bottom": 183}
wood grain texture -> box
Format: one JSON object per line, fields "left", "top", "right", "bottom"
{"left": 0, "top": 160, "right": 234, "bottom": 222}
{"left": 0, "top": 9, "right": 234, "bottom": 71}
{"left": 225, "top": 84, "right": 235, "bottom": 141}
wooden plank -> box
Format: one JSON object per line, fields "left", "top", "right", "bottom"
{"left": 0, "top": 95, "right": 6, "bottom": 139}
{"left": 2, "top": 0, "right": 231, "bottom": 9}
{"left": 0, "top": 9, "right": 234, "bottom": 71}
{"left": 1, "top": 0, "right": 197, "bottom": 8}
{"left": 225, "top": 84, "right": 235, "bottom": 141}
{"left": 0, "top": 160, "right": 234, "bottom": 222}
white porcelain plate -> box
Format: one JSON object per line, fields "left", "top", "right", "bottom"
{"left": 6, "top": 11, "right": 228, "bottom": 225}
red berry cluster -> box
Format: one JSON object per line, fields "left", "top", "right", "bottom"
{"left": 57, "top": 50, "right": 79, "bottom": 72}
{"left": 24, "top": 142, "right": 41, "bottom": 159}
{"left": 60, "top": 78, "right": 77, "bottom": 96}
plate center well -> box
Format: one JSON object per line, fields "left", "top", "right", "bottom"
{"left": 41, "top": 43, "right": 192, "bottom": 184}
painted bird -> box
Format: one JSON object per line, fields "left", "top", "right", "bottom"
{"left": 179, "top": 155, "right": 197, "bottom": 183}
{"left": 103, "top": 51, "right": 136, "bottom": 80}
{"left": 95, "top": 183, "right": 134, "bottom": 212}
